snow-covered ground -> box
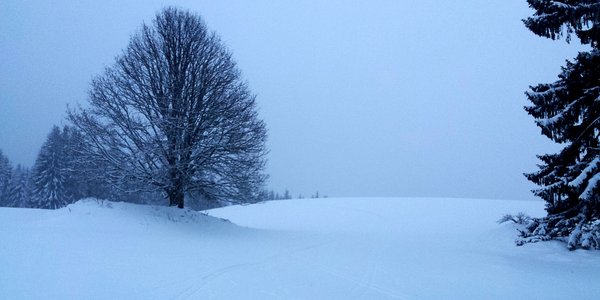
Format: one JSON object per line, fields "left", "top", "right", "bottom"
{"left": 1, "top": 197, "right": 599, "bottom": 299}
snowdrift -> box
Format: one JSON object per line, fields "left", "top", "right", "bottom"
{"left": 1, "top": 197, "right": 599, "bottom": 299}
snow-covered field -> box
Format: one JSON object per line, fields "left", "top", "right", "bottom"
{"left": 1, "top": 197, "right": 599, "bottom": 299}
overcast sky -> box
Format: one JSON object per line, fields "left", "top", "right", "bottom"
{"left": 0, "top": 1, "right": 589, "bottom": 200}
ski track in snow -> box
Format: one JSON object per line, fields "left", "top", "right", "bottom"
{"left": 1, "top": 197, "right": 600, "bottom": 299}
{"left": 172, "top": 239, "right": 336, "bottom": 300}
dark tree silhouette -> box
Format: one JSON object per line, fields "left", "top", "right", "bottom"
{"left": 69, "top": 7, "right": 267, "bottom": 208}
{"left": 7, "top": 165, "right": 32, "bottom": 208}
{"left": 521, "top": 0, "right": 600, "bottom": 249}
{"left": 0, "top": 149, "right": 12, "bottom": 207}
{"left": 32, "top": 126, "right": 71, "bottom": 209}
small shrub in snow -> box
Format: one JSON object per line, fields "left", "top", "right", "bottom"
{"left": 93, "top": 198, "right": 113, "bottom": 208}
{"left": 498, "top": 212, "right": 532, "bottom": 225}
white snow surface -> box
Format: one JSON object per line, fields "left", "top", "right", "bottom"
{"left": 1, "top": 197, "right": 599, "bottom": 299}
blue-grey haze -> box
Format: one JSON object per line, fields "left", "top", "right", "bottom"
{"left": 0, "top": 0, "right": 589, "bottom": 200}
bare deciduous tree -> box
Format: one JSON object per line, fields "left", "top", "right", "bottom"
{"left": 70, "top": 7, "right": 267, "bottom": 208}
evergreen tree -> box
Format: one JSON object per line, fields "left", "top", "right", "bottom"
{"left": 0, "top": 149, "right": 12, "bottom": 206}
{"left": 7, "top": 165, "right": 32, "bottom": 208}
{"left": 521, "top": 0, "right": 600, "bottom": 249}
{"left": 32, "top": 126, "right": 71, "bottom": 209}
{"left": 60, "top": 124, "right": 109, "bottom": 201}
{"left": 61, "top": 125, "right": 122, "bottom": 201}
{"left": 61, "top": 125, "right": 84, "bottom": 200}
{"left": 61, "top": 124, "right": 165, "bottom": 205}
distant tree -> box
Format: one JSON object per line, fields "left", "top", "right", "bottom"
{"left": 0, "top": 149, "right": 12, "bottom": 206}
{"left": 258, "top": 189, "right": 269, "bottom": 201}
{"left": 69, "top": 7, "right": 267, "bottom": 209}
{"left": 60, "top": 124, "right": 115, "bottom": 201}
{"left": 31, "top": 126, "right": 71, "bottom": 209}
{"left": 7, "top": 165, "right": 33, "bottom": 208}
{"left": 258, "top": 189, "right": 294, "bottom": 201}
{"left": 58, "top": 125, "right": 162, "bottom": 204}
{"left": 61, "top": 125, "right": 86, "bottom": 201}
{"left": 520, "top": 0, "right": 600, "bottom": 249}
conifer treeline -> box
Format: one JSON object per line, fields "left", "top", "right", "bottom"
{"left": 0, "top": 125, "right": 313, "bottom": 209}
{"left": 0, "top": 125, "right": 163, "bottom": 209}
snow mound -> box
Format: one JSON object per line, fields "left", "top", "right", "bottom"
{"left": 1, "top": 197, "right": 599, "bottom": 299}
{"left": 65, "top": 198, "right": 233, "bottom": 227}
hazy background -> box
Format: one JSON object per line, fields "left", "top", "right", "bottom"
{"left": 0, "top": 0, "right": 589, "bottom": 200}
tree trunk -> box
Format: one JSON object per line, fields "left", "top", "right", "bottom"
{"left": 167, "top": 187, "right": 184, "bottom": 208}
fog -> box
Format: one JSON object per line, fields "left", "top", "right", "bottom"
{"left": 0, "top": 0, "right": 588, "bottom": 199}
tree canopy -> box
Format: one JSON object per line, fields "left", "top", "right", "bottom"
{"left": 70, "top": 7, "right": 267, "bottom": 208}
